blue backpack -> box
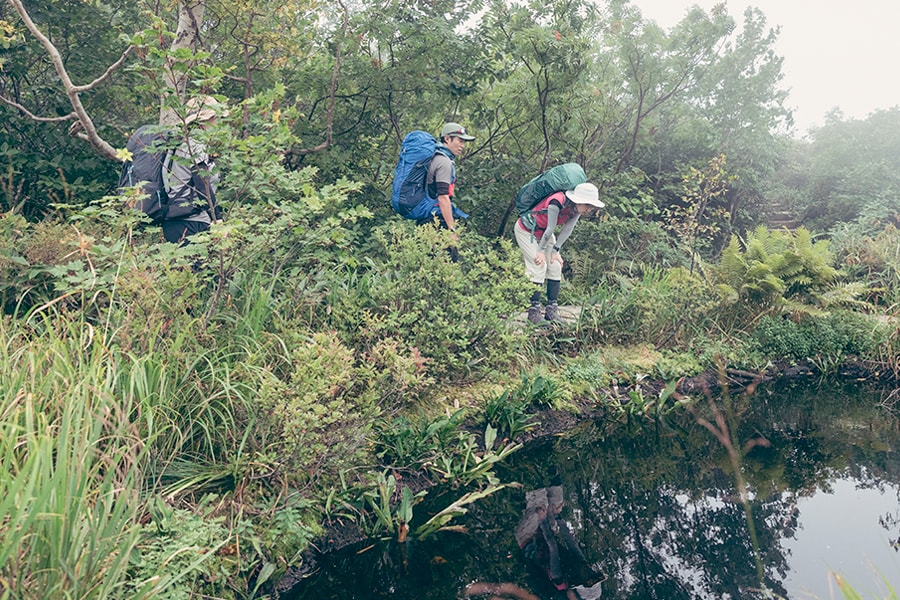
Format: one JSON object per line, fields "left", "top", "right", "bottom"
{"left": 391, "top": 130, "right": 438, "bottom": 219}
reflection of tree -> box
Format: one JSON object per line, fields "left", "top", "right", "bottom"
{"left": 569, "top": 441, "right": 789, "bottom": 598}
{"left": 544, "top": 379, "right": 900, "bottom": 599}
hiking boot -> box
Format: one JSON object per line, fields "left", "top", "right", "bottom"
{"left": 545, "top": 301, "right": 561, "bottom": 323}
{"left": 527, "top": 303, "right": 544, "bottom": 324}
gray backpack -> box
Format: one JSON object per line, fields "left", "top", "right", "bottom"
{"left": 117, "top": 125, "right": 173, "bottom": 223}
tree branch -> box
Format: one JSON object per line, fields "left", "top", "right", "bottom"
{"left": 6, "top": 0, "right": 119, "bottom": 160}
{"left": 295, "top": 0, "right": 347, "bottom": 155}
{"left": 72, "top": 46, "right": 134, "bottom": 93}
{"left": 0, "top": 94, "right": 77, "bottom": 122}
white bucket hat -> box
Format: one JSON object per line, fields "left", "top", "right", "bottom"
{"left": 184, "top": 95, "right": 229, "bottom": 125}
{"left": 565, "top": 182, "right": 604, "bottom": 207}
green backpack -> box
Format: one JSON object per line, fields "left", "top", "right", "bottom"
{"left": 514, "top": 163, "right": 587, "bottom": 216}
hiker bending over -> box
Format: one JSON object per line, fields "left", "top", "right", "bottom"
{"left": 162, "top": 95, "right": 228, "bottom": 245}
{"left": 515, "top": 182, "right": 603, "bottom": 323}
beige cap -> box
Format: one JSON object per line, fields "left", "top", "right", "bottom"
{"left": 185, "top": 95, "right": 230, "bottom": 124}
{"left": 440, "top": 122, "right": 475, "bottom": 141}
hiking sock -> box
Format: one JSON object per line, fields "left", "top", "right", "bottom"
{"left": 530, "top": 288, "right": 542, "bottom": 306}
{"left": 546, "top": 279, "right": 561, "bottom": 304}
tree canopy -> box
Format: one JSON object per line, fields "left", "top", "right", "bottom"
{"left": 1, "top": 0, "right": 798, "bottom": 238}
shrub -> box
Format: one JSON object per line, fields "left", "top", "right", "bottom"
{"left": 357, "top": 223, "right": 527, "bottom": 382}
{"left": 573, "top": 265, "right": 716, "bottom": 348}
{"left": 751, "top": 311, "right": 887, "bottom": 364}
{"left": 259, "top": 331, "right": 380, "bottom": 483}
{"left": 566, "top": 217, "right": 685, "bottom": 296}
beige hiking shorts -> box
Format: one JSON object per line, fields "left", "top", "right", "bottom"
{"left": 515, "top": 223, "right": 562, "bottom": 284}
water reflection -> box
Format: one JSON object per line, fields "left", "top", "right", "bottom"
{"left": 288, "top": 379, "right": 900, "bottom": 599}
{"left": 510, "top": 484, "right": 603, "bottom": 599}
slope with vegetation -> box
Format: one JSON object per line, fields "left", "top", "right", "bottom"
{"left": 1, "top": 0, "right": 899, "bottom": 597}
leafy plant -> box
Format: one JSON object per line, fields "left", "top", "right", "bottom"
{"left": 374, "top": 409, "right": 467, "bottom": 469}
{"left": 413, "top": 484, "right": 512, "bottom": 540}
{"left": 715, "top": 226, "right": 841, "bottom": 322}
{"left": 479, "top": 389, "right": 539, "bottom": 441}
{"left": 0, "top": 317, "right": 197, "bottom": 599}
{"left": 426, "top": 425, "right": 522, "bottom": 488}
{"left": 360, "top": 471, "right": 426, "bottom": 541}
{"left": 610, "top": 380, "right": 680, "bottom": 422}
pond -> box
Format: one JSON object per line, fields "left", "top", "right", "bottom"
{"left": 288, "top": 378, "right": 900, "bottom": 599}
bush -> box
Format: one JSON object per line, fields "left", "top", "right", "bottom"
{"left": 566, "top": 217, "right": 685, "bottom": 296}
{"left": 356, "top": 223, "right": 528, "bottom": 382}
{"left": 573, "top": 265, "right": 716, "bottom": 348}
{"left": 259, "top": 330, "right": 380, "bottom": 482}
{"left": 751, "top": 310, "right": 887, "bottom": 364}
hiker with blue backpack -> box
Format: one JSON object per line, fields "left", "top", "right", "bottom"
{"left": 425, "top": 122, "right": 475, "bottom": 232}
{"left": 514, "top": 165, "right": 603, "bottom": 324}
{"left": 390, "top": 122, "right": 475, "bottom": 261}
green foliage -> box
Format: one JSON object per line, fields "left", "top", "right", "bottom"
{"left": 360, "top": 471, "right": 425, "bottom": 540}
{"left": 751, "top": 311, "right": 888, "bottom": 369}
{"left": 573, "top": 264, "right": 717, "bottom": 347}
{"left": 788, "top": 108, "right": 900, "bottom": 232}
{"left": 5, "top": 1, "right": 900, "bottom": 595}
{"left": 128, "top": 499, "right": 232, "bottom": 600}
{"left": 566, "top": 217, "right": 686, "bottom": 296}
{"left": 610, "top": 380, "right": 681, "bottom": 422}
{"left": 563, "top": 354, "right": 612, "bottom": 399}
{"left": 412, "top": 483, "right": 511, "bottom": 540}
{"left": 259, "top": 330, "right": 380, "bottom": 482}
{"left": 358, "top": 223, "right": 527, "bottom": 382}
{"left": 832, "top": 223, "right": 900, "bottom": 309}
{"left": 479, "top": 389, "right": 540, "bottom": 441}
{"left": 662, "top": 154, "right": 734, "bottom": 260}
{"left": 426, "top": 425, "right": 522, "bottom": 488}
{"left": 0, "top": 212, "right": 31, "bottom": 310}
{"left": 360, "top": 426, "right": 519, "bottom": 541}
{"left": 515, "top": 372, "right": 571, "bottom": 410}
{"left": 374, "top": 409, "right": 467, "bottom": 469}
{"left": 0, "top": 317, "right": 190, "bottom": 599}
{"left": 715, "top": 226, "right": 842, "bottom": 323}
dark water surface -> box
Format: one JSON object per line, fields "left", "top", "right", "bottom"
{"left": 290, "top": 379, "right": 900, "bottom": 599}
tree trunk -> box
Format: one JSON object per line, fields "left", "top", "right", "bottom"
{"left": 160, "top": 0, "right": 206, "bottom": 126}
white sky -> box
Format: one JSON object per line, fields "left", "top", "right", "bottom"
{"left": 627, "top": 0, "right": 900, "bottom": 135}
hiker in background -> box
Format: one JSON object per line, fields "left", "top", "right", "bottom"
{"left": 515, "top": 182, "right": 603, "bottom": 324}
{"left": 162, "top": 95, "right": 228, "bottom": 245}
{"left": 424, "top": 122, "right": 475, "bottom": 232}
{"left": 423, "top": 122, "right": 474, "bottom": 262}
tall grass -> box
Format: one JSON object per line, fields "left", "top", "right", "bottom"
{"left": 0, "top": 316, "right": 144, "bottom": 598}
{"left": 0, "top": 316, "right": 186, "bottom": 598}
